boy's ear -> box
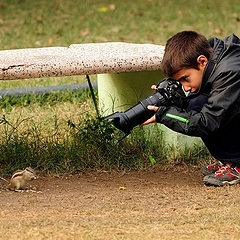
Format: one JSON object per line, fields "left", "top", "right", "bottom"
{"left": 197, "top": 55, "right": 208, "bottom": 67}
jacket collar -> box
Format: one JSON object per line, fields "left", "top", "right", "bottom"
{"left": 198, "top": 37, "right": 225, "bottom": 94}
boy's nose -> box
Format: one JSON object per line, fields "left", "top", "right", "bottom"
{"left": 182, "top": 84, "right": 192, "bottom": 92}
{"left": 183, "top": 85, "right": 191, "bottom": 92}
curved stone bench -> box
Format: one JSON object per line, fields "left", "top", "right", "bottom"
{"left": 0, "top": 42, "right": 200, "bottom": 154}
{"left": 0, "top": 42, "right": 164, "bottom": 80}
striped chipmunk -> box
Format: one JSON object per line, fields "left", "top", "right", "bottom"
{"left": 0, "top": 167, "right": 37, "bottom": 191}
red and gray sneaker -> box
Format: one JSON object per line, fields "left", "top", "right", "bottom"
{"left": 203, "top": 165, "right": 240, "bottom": 187}
{"left": 202, "top": 161, "right": 223, "bottom": 176}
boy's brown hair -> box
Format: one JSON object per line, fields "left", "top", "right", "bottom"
{"left": 161, "top": 31, "right": 213, "bottom": 77}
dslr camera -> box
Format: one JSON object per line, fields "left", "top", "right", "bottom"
{"left": 105, "top": 78, "right": 187, "bottom": 136}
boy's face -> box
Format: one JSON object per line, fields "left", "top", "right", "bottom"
{"left": 171, "top": 55, "right": 208, "bottom": 93}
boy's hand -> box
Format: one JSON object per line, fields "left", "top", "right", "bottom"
{"left": 151, "top": 85, "right": 157, "bottom": 90}
{"left": 141, "top": 105, "right": 158, "bottom": 125}
{"left": 141, "top": 85, "right": 158, "bottom": 125}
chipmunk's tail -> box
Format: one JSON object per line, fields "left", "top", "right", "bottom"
{"left": 0, "top": 177, "right": 9, "bottom": 183}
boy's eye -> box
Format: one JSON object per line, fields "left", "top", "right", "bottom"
{"left": 182, "top": 77, "right": 188, "bottom": 81}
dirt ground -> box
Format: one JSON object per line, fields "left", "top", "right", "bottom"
{"left": 1, "top": 165, "right": 240, "bottom": 240}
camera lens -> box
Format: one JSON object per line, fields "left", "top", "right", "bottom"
{"left": 108, "top": 91, "right": 167, "bottom": 134}
{"left": 106, "top": 78, "right": 186, "bottom": 135}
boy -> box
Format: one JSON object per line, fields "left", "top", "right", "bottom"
{"left": 143, "top": 30, "right": 240, "bottom": 187}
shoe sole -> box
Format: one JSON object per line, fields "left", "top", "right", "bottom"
{"left": 222, "top": 178, "right": 240, "bottom": 186}
{"left": 203, "top": 175, "right": 240, "bottom": 187}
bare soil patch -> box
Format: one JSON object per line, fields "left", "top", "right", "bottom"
{"left": 0, "top": 165, "right": 240, "bottom": 240}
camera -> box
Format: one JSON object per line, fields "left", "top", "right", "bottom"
{"left": 105, "top": 78, "right": 187, "bottom": 136}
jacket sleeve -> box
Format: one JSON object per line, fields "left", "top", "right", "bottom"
{"left": 156, "top": 71, "right": 240, "bottom": 138}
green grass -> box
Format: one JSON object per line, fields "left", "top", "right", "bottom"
{"left": 0, "top": 96, "right": 211, "bottom": 175}
{"left": 0, "top": 0, "right": 239, "bottom": 89}
{"left": 1, "top": 0, "right": 240, "bottom": 88}
{"left": 0, "top": 89, "right": 212, "bottom": 175}
{"left": 2, "top": 0, "right": 237, "bottom": 174}
{"left": 1, "top": 0, "right": 240, "bottom": 50}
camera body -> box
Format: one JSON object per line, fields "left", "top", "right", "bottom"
{"left": 105, "top": 78, "right": 187, "bottom": 135}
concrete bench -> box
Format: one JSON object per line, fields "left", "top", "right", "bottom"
{"left": 0, "top": 42, "right": 200, "bottom": 153}
{"left": 0, "top": 42, "right": 163, "bottom": 79}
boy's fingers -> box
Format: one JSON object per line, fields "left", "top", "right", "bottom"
{"left": 141, "top": 115, "right": 156, "bottom": 125}
{"left": 151, "top": 85, "right": 157, "bottom": 90}
{"left": 147, "top": 105, "right": 158, "bottom": 112}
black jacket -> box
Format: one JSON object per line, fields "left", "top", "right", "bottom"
{"left": 157, "top": 34, "right": 240, "bottom": 163}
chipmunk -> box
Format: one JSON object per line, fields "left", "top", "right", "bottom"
{"left": 0, "top": 167, "right": 37, "bottom": 191}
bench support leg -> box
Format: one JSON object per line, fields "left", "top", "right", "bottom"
{"left": 97, "top": 71, "right": 202, "bottom": 157}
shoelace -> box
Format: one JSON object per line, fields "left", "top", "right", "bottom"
{"left": 233, "top": 167, "right": 240, "bottom": 174}
{"left": 215, "top": 166, "right": 232, "bottom": 174}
